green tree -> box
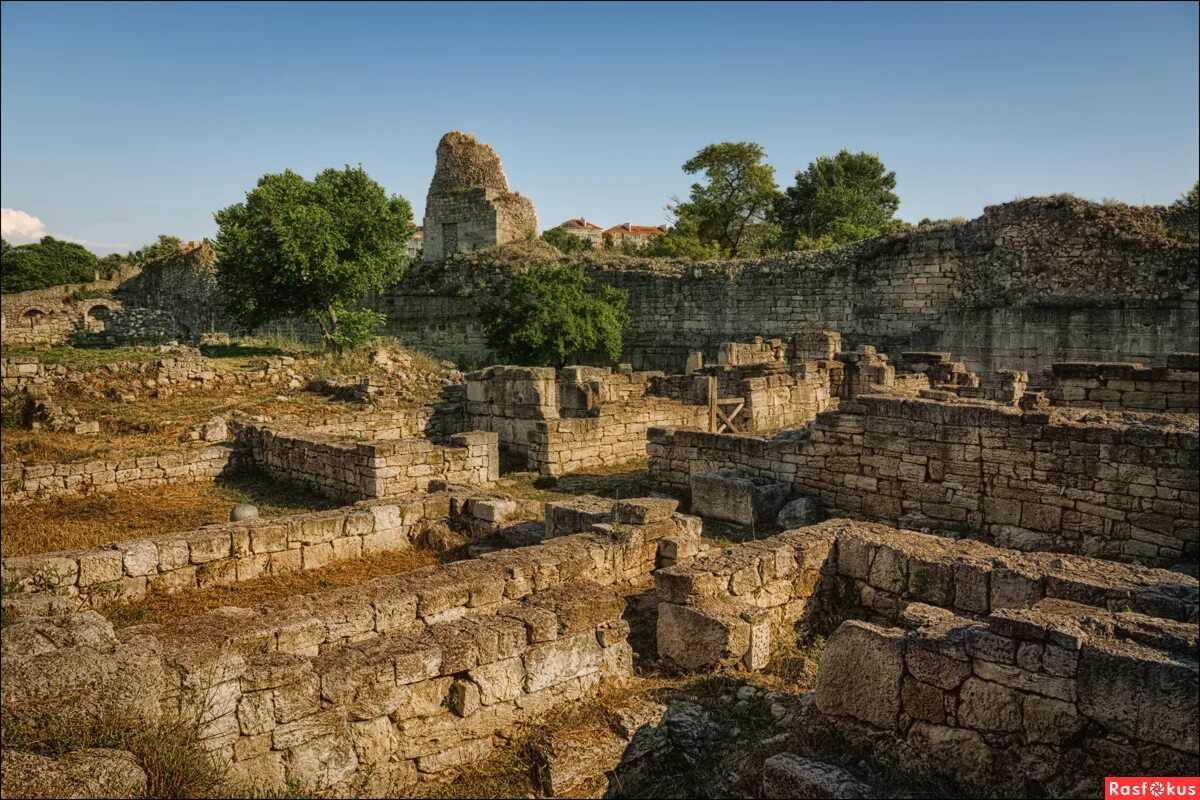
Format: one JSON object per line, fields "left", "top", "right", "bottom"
{"left": 1172, "top": 180, "right": 1199, "bottom": 211}
{"left": 213, "top": 165, "right": 412, "bottom": 351}
{"left": 776, "top": 150, "right": 900, "bottom": 248}
{"left": 633, "top": 232, "right": 720, "bottom": 261}
{"left": 0, "top": 236, "right": 99, "bottom": 293}
{"left": 479, "top": 263, "right": 629, "bottom": 367}
{"left": 670, "top": 142, "right": 780, "bottom": 258}
{"left": 541, "top": 226, "right": 594, "bottom": 254}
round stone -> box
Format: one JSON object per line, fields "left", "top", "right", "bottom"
{"left": 230, "top": 504, "right": 259, "bottom": 522}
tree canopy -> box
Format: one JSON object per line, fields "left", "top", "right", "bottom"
{"left": 1172, "top": 180, "right": 1199, "bottom": 212}
{"left": 1, "top": 236, "right": 99, "bottom": 294}
{"left": 213, "top": 165, "right": 412, "bottom": 350}
{"left": 775, "top": 149, "right": 901, "bottom": 248}
{"left": 541, "top": 226, "right": 594, "bottom": 254}
{"left": 478, "top": 263, "right": 629, "bottom": 367}
{"left": 670, "top": 142, "right": 780, "bottom": 258}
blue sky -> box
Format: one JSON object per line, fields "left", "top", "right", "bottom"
{"left": 2, "top": 1, "right": 1197, "bottom": 253}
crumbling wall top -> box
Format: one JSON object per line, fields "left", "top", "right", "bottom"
{"left": 427, "top": 131, "right": 512, "bottom": 197}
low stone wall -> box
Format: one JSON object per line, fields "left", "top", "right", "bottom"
{"left": 649, "top": 394, "right": 1200, "bottom": 567}
{"left": 655, "top": 528, "right": 836, "bottom": 671}
{"left": 1, "top": 505, "right": 703, "bottom": 793}
{"left": 0, "top": 493, "right": 450, "bottom": 606}
{"left": 1045, "top": 356, "right": 1199, "bottom": 412}
{"left": 652, "top": 519, "right": 1198, "bottom": 672}
{"left": 239, "top": 426, "right": 498, "bottom": 501}
{"left": 0, "top": 444, "right": 239, "bottom": 504}
{"left": 741, "top": 370, "right": 834, "bottom": 431}
{"left": 815, "top": 600, "right": 1199, "bottom": 794}
{"left": 530, "top": 400, "right": 708, "bottom": 476}
{"left": 1, "top": 582, "right": 633, "bottom": 795}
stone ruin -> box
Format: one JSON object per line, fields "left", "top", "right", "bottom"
{"left": 420, "top": 131, "right": 538, "bottom": 262}
{"left": 1, "top": 327, "right": 1197, "bottom": 798}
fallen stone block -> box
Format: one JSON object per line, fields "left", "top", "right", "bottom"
{"left": 761, "top": 753, "right": 871, "bottom": 799}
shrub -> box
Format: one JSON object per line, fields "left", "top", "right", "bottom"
{"left": 478, "top": 263, "right": 629, "bottom": 367}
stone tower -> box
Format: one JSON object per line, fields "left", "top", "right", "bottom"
{"left": 421, "top": 131, "right": 538, "bottom": 261}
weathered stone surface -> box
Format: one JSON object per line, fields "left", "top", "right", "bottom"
{"left": 535, "top": 724, "right": 627, "bottom": 797}
{"left": 815, "top": 621, "right": 904, "bottom": 730}
{"left": 777, "top": 496, "right": 822, "bottom": 529}
{"left": 761, "top": 753, "right": 871, "bottom": 799}
{"left": 690, "top": 469, "right": 790, "bottom": 526}
{"left": 656, "top": 602, "right": 750, "bottom": 671}
{"left": 0, "top": 748, "right": 147, "bottom": 799}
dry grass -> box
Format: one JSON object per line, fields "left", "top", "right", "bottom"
{"left": 493, "top": 459, "right": 657, "bottom": 509}
{"left": 0, "top": 708, "right": 225, "bottom": 799}
{"left": 1, "top": 386, "right": 352, "bottom": 465}
{"left": 102, "top": 546, "right": 440, "bottom": 629}
{"left": 0, "top": 472, "right": 338, "bottom": 557}
{"left": 418, "top": 677, "right": 673, "bottom": 799}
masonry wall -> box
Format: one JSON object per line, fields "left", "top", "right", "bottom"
{"left": 0, "top": 444, "right": 239, "bottom": 503}
{"left": 0, "top": 494, "right": 451, "bottom": 606}
{"left": 816, "top": 601, "right": 1198, "bottom": 795}
{"left": 386, "top": 197, "right": 1199, "bottom": 374}
{"left": 653, "top": 519, "right": 1198, "bottom": 672}
{"left": 648, "top": 395, "right": 1200, "bottom": 566}
{"left": 1, "top": 510, "right": 703, "bottom": 794}
{"left": 1045, "top": 356, "right": 1200, "bottom": 412}
{"left": 239, "top": 427, "right": 498, "bottom": 501}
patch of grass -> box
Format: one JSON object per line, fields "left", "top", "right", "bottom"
{"left": 1, "top": 345, "right": 162, "bottom": 368}
{"left": 0, "top": 709, "right": 224, "bottom": 799}
{"left": 102, "top": 546, "right": 440, "bottom": 628}
{"left": 0, "top": 472, "right": 338, "bottom": 557}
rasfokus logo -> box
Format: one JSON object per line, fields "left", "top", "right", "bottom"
{"left": 1106, "top": 778, "right": 1200, "bottom": 798}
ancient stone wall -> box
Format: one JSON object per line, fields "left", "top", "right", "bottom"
{"left": 816, "top": 601, "right": 1198, "bottom": 794}
{"left": 0, "top": 493, "right": 450, "bottom": 606}
{"left": 0, "top": 444, "right": 239, "bottom": 503}
{"left": 1, "top": 506, "right": 702, "bottom": 794}
{"left": 648, "top": 395, "right": 1199, "bottom": 567}
{"left": 653, "top": 519, "right": 1197, "bottom": 672}
{"left": 464, "top": 364, "right": 710, "bottom": 476}
{"left": 1045, "top": 356, "right": 1199, "bottom": 412}
{"left": 387, "top": 196, "right": 1199, "bottom": 373}
{"left": 239, "top": 426, "right": 498, "bottom": 501}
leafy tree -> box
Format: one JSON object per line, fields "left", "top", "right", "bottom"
{"left": 214, "top": 165, "right": 412, "bottom": 351}
{"left": 479, "top": 263, "right": 629, "bottom": 367}
{"left": 541, "top": 226, "right": 594, "bottom": 254}
{"left": 1, "top": 236, "right": 99, "bottom": 293}
{"left": 776, "top": 150, "right": 900, "bottom": 248}
{"left": 670, "top": 142, "right": 780, "bottom": 258}
{"left": 633, "top": 232, "right": 720, "bottom": 261}
{"left": 1172, "top": 180, "right": 1199, "bottom": 212}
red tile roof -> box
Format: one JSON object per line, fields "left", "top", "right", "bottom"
{"left": 561, "top": 218, "right": 604, "bottom": 231}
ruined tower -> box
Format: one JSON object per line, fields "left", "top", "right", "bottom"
{"left": 421, "top": 131, "right": 538, "bottom": 261}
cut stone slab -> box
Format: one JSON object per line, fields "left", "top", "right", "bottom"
{"left": 690, "top": 469, "right": 790, "bottom": 526}
{"left": 762, "top": 753, "right": 871, "bottom": 799}
{"left": 534, "top": 724, "right": 627, "bottom": 797}
{"left": 777, "top": 497, "right": 821, "bottom": 530}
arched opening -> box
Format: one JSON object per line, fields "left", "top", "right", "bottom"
{"left": 84, "top": 304, "right": 112, "bottom": 333}
{"left": 21, "top": 308, "right": 45, "bottom": 330}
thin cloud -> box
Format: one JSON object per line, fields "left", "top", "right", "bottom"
{"left": 1, "top": 208, "right": 128, "bottom": 249}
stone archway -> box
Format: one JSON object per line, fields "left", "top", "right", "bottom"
{"left": 84, "top": 303, "right": 113, "bottom": 333}
{"left": 20, "top": 307, "right": 46, "bottom": 330}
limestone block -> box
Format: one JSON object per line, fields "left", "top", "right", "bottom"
{"left": 656, "top": 602, "right": 750, "bottom": 671}
{"left": 690, "top": 469, "right": 790, "bottom": 526}
{"left": 958, "top": 677, "right": 1021, "bottom": 732}
{"left": 776, "top": 496, "right": 822, "bottom": 529}
{"left": 0, "top": 748, "right": 148, "bottom": 800}
{"left": 120, "top": 540, "right": 158, "bottom": 577}
{"left": 523, "top": 632, "right": 603, "bottom": 693}
{"left": 761, "top": 753, "right": 871, "bottom": 799}
{"left": 77, "top": 550, "right": 123, "bottom": 587}
{"left": 815, "top": 620, "right": 904, "bottom": 730}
